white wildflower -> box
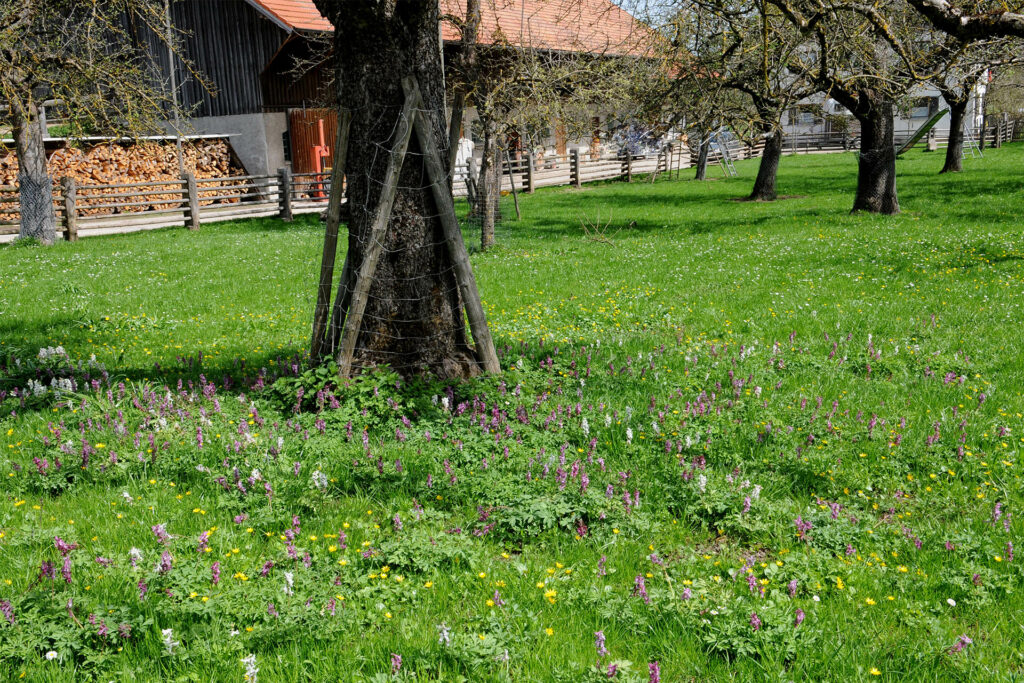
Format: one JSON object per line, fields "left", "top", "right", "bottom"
{"left": 698, "top": 474, "right": 707, "bottom": 493}
{"left": 581, "top": 418, "right": 590, "bottom": 436}
{"left": 45, "top": 651, "right": 58, "bottom": 661}
{"left": 162, "top": 628, "right": 179, "bottom": 655}
{"left": 241, "top": 654, "right": 258, "bottom": 682}
{"left": 312, "top": 469, "right": 328, "bottom": 492}
{"left": 437, "top": 622, "right": 452, "bottom": 647}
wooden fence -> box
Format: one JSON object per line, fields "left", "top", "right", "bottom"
{"left": 0, "top": 146, "right": 691, "bottom": 243}
{"left": 453, "top": 143, "right": 692, "bottom": 199}
{"left": 0, "top": 122, "right": 1017, "bottom": 243}
{"left": 0, "top": 169, "right": 333, "bottom": 243}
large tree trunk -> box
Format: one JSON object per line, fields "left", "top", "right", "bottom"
{"left": 940, "top": 98, "right": 967, "bottom": 174}
{"left": 12, "top": 101, "right": 57, "bottom": 244}
{"left": 852, "top": 101, "right": 899, "bottom": 215}
{"left": 475, "top": 117, "right": 501, "bottom": 250}
{"left": 317, "top": 0, "right": 479, "bottom": 378}
{"left": 749, "top": 127, "right": 783, "bottom": 201}
{"left": 694, "top": 133, "right": 710, "bottom": 181}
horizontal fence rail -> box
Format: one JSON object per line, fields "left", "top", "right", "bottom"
{"left": 0, "top": 120, "right": 1018, "bottom": 243}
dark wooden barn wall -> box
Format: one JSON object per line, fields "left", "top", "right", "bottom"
{"left": 128, "top": 0, "right": 286, "bottom": 118}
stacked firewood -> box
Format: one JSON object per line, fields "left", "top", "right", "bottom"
{"left": 0, "top": 139, "right": 246, "bottom": 219}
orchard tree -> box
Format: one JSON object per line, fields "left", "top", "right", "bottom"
{"left": 0, "top": 0, "right": 186, "bottom": 244}
{"left": 934, "top": 40, "right": 1023, "bottom": 173}
{"left": 444, "top": 0, "right": 652, "bottom": 249}
{"left": 686, "top": 0, "right": 819, "bottom": 200}
{"left": 767, "top": 1, "right": 961, "bottom": 214}
{"left": 906, "top": 0, "right": 1024, "bottom": 39}
{"left": 311, "top": 0, "right": 486, "bottom": 378}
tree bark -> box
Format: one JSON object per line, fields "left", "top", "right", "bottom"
{"left": 940, "top": 98, "right": 967, "bottom": 174}
{"left": 749, "top": 127, "right": 783, "bottom": 201}
{"left": 315, "top": 0, "right": 479, "bottom": 378}
{"left": 694, "top": 133, "right": 710, "bottom": 181}
{"left": 12, "top": 100, "right": 57, "bottom": 244}
{"left": 475, "top": 116, "right": 501, "bottom": 250}
{"left": 852, "top": 101, "right": 899, "bottom": 215}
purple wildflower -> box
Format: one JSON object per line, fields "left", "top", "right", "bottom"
{"left": 595, "top": 630, "right": 608, "bottom": 658}
{"left": 0, "top": 600, "right": 13, "bottom": 625}
{"left": 157, "top": 550, "right": 173, "bottom": 575}
{"left": 211, "top": 561, "right": 221, "bottom": 585}
{"left": 633, "top": 575, "right": 649, "bottom": 604}
{"left": 151, "top": 524, "right": 171, "bottom": 545}
{"left": 794, "top": 608, "right": 805, "bottom": 627}
{"left": 750, "top": 612, "right": 762, "bottom": 631}
{"left": 391, "top": 653, "right": 402, "bottom": 673}
{"left": 649, "top": 661, "right": 661, "bottom": 683}
{"left": 949, "top": 635, "right": 973, "bottom": 654}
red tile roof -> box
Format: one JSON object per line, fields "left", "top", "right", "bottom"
{"left": 246, "top": 0, "right": 331, "bottom": 32}
{"left": 440, "top": 0, "right": 646, "bottom": 54}
{"left": 246, "top": 0, "right": 646, "bottom": 54}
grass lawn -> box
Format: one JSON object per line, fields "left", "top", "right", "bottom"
{"left": 1, "top": 145, "right": 1023, "bottom": 681}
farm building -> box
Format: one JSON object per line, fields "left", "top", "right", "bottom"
{"left": 139, "top": 0, "right": 647, "bottom": 177}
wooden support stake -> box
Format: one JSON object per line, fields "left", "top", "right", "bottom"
{"left": 336, "top": 80, "right": 420, "bottom": 378}
{"left": 278, "top": 167, "right": 293, "bottom": 221}
{"left": 505, "top": 149, "right": 521, "bottom": 221}
{"left": 625, "top": 152, "right": 633, "bottom": 182}
{"left": 525, "top": 151, "right": 535, "bottom": 193}
{"left": 183, "top": 172, "right": 200, "bottom": 231}
{"left": 310, "top": 110, "right": 352, "bottom": 361}
{"left": 403, "top": 76, "right": 501, "bottom": 375}
{"left": 61, "top": 176, "right": 78, "bottom": 242}
{"left": 570, "top": 149, "right": 581, "bottom": 188}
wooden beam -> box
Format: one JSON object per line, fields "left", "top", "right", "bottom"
{"left": 402, "top": 76, "right": 501, "bottom": 375}
{"left": 310, "top": 110, "right": 352, "bottom": 361}
{"left": 335, "top": 81, "right": 420, "bottom": 378}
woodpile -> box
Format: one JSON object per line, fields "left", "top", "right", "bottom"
{"left": 0, "top": 138, "right": 247, "bottom": 220}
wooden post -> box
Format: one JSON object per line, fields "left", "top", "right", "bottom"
{"left": 61, "top": 176, "right": 78, "bottom": 242}
{"left": 310, "top": 110, "right": 352, "bottom": 361}
{"left": 183, "top": 172, "right": 200, "bottom": 231}
{"left": 336, "top": 79, "right": 420, "bottom": 378}
{"left": 278, "top": 167, "right": 293, "bottom": 221}
{"left": 525, "top": 151, "right": 535, "bottom": 193}
{"left": 625, "top": 152, "right": 633, "bottom": 182}
{"left": 466, "top": 157, "right": 478, "bottom": 206}
{"left": 570, "top": 149, "right": 581, "bottom": 188}
{"left": 402, "top": 76, "right": 500, "bottom": 374}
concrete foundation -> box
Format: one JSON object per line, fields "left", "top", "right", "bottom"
{"left": 166, "top": 113, "right": 288, "bottom": 176}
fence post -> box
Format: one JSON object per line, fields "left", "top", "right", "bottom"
{"left": 61, "top": 176, "right": 78, "bottom": 242}
{"left": 466, "top": 157, "right": 477, "bottom": 206}
{"left": 525, "top": 151, "right": 535, "bottom": 193}
{"left": 183, "top": 172, "right": 200, "bottom": 231}
{"left": 278, "top": 167, "right": 293, "bottom": 221}
{"left": 624, "top": 152, "right": 633, "bottom": 182}
{"left": 570, "top": 149, "right": 581, "bottom": 188}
